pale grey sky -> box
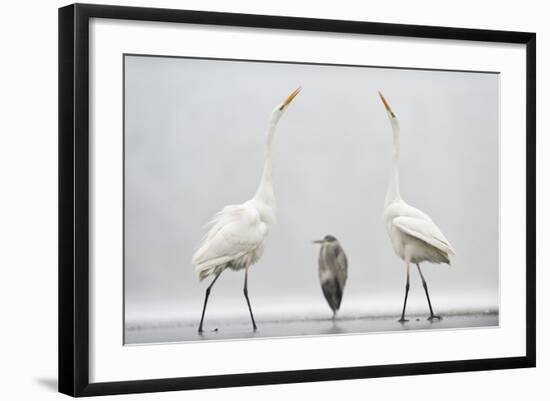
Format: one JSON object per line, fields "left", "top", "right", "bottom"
{"left": 124, "top": 55, "right": 499, "bottom": 324}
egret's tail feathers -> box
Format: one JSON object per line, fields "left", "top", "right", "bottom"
{"left": 443, "top": 246, "right": 456, "bottom": 264}
{"left": 196, "top": 265, "right": 218, "bottom": 282}
{"left": 433, "top": 248, "right": 452, "bottom": 265}
{"left": 193, "top": 255, "right": 230, "bottom": 281}
{"left": 433, "top": 238, "right": 455, "bottom": 257}
{"left": 195, "top": 262, "right": 223, "bottom": 281}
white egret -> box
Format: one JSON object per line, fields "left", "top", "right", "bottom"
{"left": 313, "top": 235, "right": 348, "bottom": 318}
{"left": 192, "top": 87, "right": 301, "bottom": 333}
{"left": 378, "top": 91, "right": 455, "bottom": 322}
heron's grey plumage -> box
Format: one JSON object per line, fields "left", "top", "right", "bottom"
{"left": 315, "top": 235, "right": 348, "bottom": 316}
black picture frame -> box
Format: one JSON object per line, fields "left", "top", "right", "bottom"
{"left": 59, "top": 3, "right": 536, "bottom": 397}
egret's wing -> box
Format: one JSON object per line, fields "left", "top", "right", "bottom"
{"left": 393, "top": 215, "right": 455, "bottom": 255}
{"left": 192, "top": 205, "right": 267, "bottom": 272}
{"left": 202, "top": 204, "right": 245, "bottom": 242}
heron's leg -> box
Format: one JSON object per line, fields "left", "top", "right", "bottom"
{"left": 416, "top": 263, "right": 441, "bottom": 320}
{"left": 243, "top": 268, "right": 258, "bottom": 331}
{"left": 398, "top": 262, "right": 410, "bottom": 323}
{"left": 198, "top": 271, "right": 222, "bottom": 333}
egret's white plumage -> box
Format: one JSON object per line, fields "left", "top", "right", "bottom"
{"left": 379, "top": 91, "right": 455, "bottom": 321}
{"left": 384, "top": 203, "right": 455, "bottom": 265}
{"left": 193, "top": 201, "right": 269, "bottom": 281}
{"left": 192, "top": 87, "right": 301, "bottom": 332}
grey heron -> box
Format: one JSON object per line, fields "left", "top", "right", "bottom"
{"left": 313, "top": 235, "right": 348, "bottom": 318}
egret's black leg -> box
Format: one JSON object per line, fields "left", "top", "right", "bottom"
{"left": 198, "top": 271, "right": 222, "bottom": 333}
{"left": 416, "top": 263, "right": 441, "bottom": 320}
{"left": 398, "top": 262, "right": 410, "bottom": 323}
{"left": 243, "top": 269, "right": 257, "bottom": 331}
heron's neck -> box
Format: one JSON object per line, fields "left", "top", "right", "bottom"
{"left": 385, "top": 120, "right": 402, "bottom": 206}
{"left": 253, "top": 115, "right": 278, "bottom": 209}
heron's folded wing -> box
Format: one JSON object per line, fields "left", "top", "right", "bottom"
{"left": 336, "top": 247, "right": 348, "bottom": 287}
{"left": 326, "top": 244, "right": 348, "bottom": 288}
{"left": 393, "top": 215, "right": 455, "bottom": 255}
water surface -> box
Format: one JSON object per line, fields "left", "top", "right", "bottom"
{"left": 126, "top": 310, "right": 498, "bottom": 344}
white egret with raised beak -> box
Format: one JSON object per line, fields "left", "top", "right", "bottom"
{"left": 378, "top": 91, "right": 455, "bottom": 322}
{"left": 192, "top": 87, "right": 301, "bottom": 333}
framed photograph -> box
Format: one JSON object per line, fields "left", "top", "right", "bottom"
{"left": 59, "top": 3, "right": 536, "bottom": 397}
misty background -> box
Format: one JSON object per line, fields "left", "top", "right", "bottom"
{"left": 124, "top": 55, "right": 499, "bottom": 332}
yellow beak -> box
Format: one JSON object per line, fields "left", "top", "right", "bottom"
{"left": 378, "top": 91, "right": 396, "bottom": 118}
{"left": 281, "top": 87, "right": 301, "bottom": 109}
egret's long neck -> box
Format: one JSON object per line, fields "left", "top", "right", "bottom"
{"left": 385, "top": 118, "right": 402, "bottom": 206}
{"left": 253, "top": 113, "right": 279, "bottom": 208}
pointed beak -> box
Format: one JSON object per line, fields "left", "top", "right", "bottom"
{"left": 378, "top": 91, "right": 396, "bottom": 118}
{"left": 280, "top": 86, "right": 301, "bottom": 110}
{"left": 312, "top": 239, "right": 324, "bottom": 244}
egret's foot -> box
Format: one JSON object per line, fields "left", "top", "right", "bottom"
{"left": 198, "top": 328, "right": 204, "bottom": 334}
{"left": 398, "top": 318, "right": 409, "bottom": 323}
{"left": 252, "top": 325, "right": 258, "bottom": 332}
{"left": 427, "top": 315, "right": 442, "bottom": 321}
